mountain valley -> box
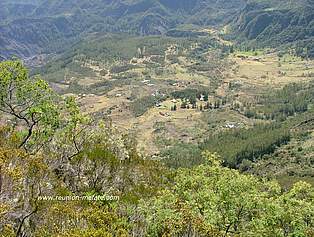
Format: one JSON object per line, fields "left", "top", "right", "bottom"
{"left": 1, "top": 1, "right": 314, "bottom": 236}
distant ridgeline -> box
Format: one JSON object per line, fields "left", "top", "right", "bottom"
{"left": 0, "top": 0, "right": 313, "bottom": 59}
{"left": 0, "top": 0, "right": 245, "bottom": 59}
{"left": 230, "top": 0, "right": 314, "bottom": 58}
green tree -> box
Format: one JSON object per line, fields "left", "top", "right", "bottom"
{"left": 139, "top": 152, "right": 314, "bottom": 236}
{"left": 0, "top": 60, "right": 60, "bottom": 151}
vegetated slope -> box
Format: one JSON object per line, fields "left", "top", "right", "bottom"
{"left": 230, "top": 0, "right": 314, "bottom": 57}
{"left": 1, "top": 60, "right": 314, "bottom": 236}
{"left": 0, "top": 0, "right": 245, "bottom": 59}
{"left": 2, "top": 0, "right": 313, "bottom": 59}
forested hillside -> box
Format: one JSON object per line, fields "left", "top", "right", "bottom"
{"left": 2, "top": 0, "right": 314, "bottom": 59}
{"left": 0, "top": 0, "right": 245, "bottom": 59}
{"left": 230, "top": 0, "right": 314, "bottom": 58}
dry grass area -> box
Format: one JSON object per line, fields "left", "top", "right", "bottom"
{"left": 66, "top": 47, "right": 314, "bottom": 155}
{"left": 215, "top": 52, "right": 314, "bottom": 107}
{"left": 66, "top": 47, "right": 215, "bottom": 153}
{"left": 77, "top": 77, "right": 103, "bottom": 87}
{"left": 229, "top": 53, "right": 314, "bottom": 89}
{"left": 132, "top": 100, "right": 206, "bottom": 154}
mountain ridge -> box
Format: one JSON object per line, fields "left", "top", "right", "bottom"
{"left": 1, "top": 0, "right": 313, "bottom": 59}
{"left": 230, "top": 0, "right": 314, "bottom": 57}
{"left": 0, "top": 0, "right": 245, "bottom": 59}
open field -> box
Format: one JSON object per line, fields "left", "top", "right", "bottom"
{"left": 231, "top": 52, "right": 314, "bottom": 88}
{"left": 53, "top": 43, "right": 314, "bottom": 158}
{"left": 41, "top": 33, "right": 314, "bottom": 186}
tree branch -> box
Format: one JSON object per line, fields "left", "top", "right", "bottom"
{"left": 15, "top": 205, "right": 38, "bottom": 237}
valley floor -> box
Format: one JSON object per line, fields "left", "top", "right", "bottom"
{"left": 41, "top": 33, "right": 314, "bottom": 186}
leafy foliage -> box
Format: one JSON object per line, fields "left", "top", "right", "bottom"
{"left": 0, "top": 60, "right": 61, "bottom": 150}
{"left": 140, "top": 152, "right": 314, "bottom": 236}
{"left": 160, "top": 142, "right": 202, "bottom": 169}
